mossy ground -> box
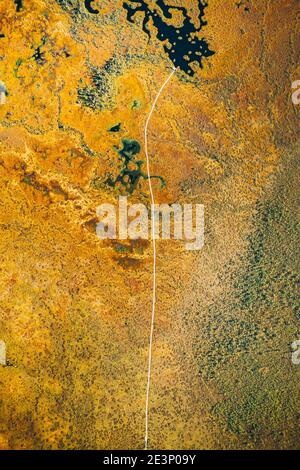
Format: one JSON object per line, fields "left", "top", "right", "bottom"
{"left": 0, "top": 0, "right": 299, "bottom": 449}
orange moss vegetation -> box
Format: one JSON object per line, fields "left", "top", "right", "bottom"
{"left": 0, "top": 0, "right": 299, "bottom": 449}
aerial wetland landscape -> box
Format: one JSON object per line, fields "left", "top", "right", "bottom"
{"left": 0, "top": 0, "right": 299, "bottom": 450}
